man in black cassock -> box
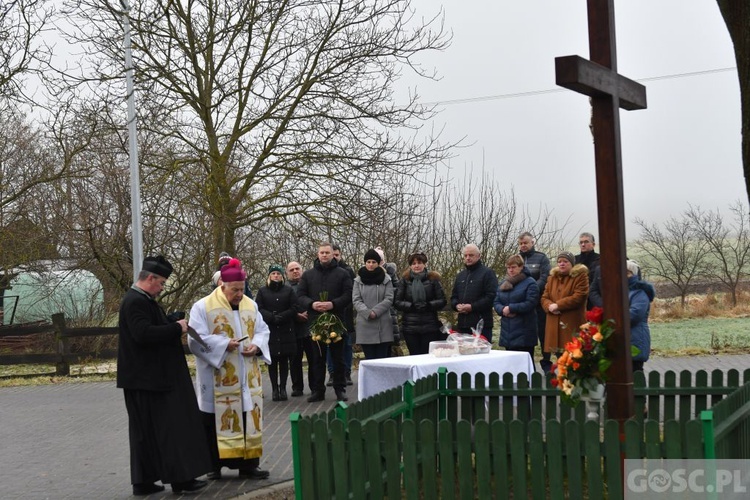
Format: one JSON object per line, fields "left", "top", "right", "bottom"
{"left": 117, "top": 255, "right": 212, "bottom": 496}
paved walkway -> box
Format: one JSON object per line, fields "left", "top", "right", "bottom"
{"left": 1, "top": 354, "right": 748, "bottom": 499}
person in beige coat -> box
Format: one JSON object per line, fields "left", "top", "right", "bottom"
{"left": 541, "top": 251, "right": 589, "bottom": 356}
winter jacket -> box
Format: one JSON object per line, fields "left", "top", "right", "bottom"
{"left": 450, "top": 260, "right": 498, "bottom": 340}
{"left": 255, "top": 283, "right": 298, "bottom": 357}
{"left": 287, "top": 279, "right": 309, "bottom": 340}
{"left": 541, "top": 264, "right": 589, "bottom": 351}
{"left": 395, "top": 269, "right": 447, "bottom": 337}
{"left": 296, "top": 258, "right": 353, "bottom": 325}
{"left": 629, "top": 276, "right": 655, "bottom": 362}
{"left": 352, "top": 271, "right": 395, "bottom": 344}
{"left": 520, "top": 248, "right": 550, "bottom": 298}
{"left": 493, "top": 270, "right": 539, "bottom": 349}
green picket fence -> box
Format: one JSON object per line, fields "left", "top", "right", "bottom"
{"left": 290, "top": 368, "right": 750, "bottom": 499}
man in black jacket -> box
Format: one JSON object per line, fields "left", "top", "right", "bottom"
{"left": 117, "top": 256, "right": 211, "bottom": 496}
{"left": 296, "top": 243, "right": 353, "bottom": 402}
{"left": 286, "top": 261, "right": 308, "bottom": 397}
{"left": 450, "top": 244, "right": 498, "bottom": 342}
{"left": 518, "top": 232, "right": 552, "bottom": 372}
{"left": 575, "top": 232, "right": 601, "bottom": 310}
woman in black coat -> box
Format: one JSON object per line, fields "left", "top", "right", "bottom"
{"left": 255, "top": 264, "right": 298, "bottom": 401}
{"left": 394, "top": 252, "right": 447, "bottom": 355}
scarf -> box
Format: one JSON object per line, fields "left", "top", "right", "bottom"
{"left": 499, "top": 271, "right": 526, "bottom": 291}
{"left": 409, "top": 269, "right": 428, "bottom": 305}
{"left": 358, "top": 265, "right": 385, "bottom": 285}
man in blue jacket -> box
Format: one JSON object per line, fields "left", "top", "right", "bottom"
{"left": 450, "top": 244, "right": 498, "bottom": 342}
{"left": 518, "top": 232, "right": 551, "bottom": 372}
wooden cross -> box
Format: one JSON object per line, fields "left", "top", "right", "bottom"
{"left": 555, "top": 0, "right": 647, "bottom": 426}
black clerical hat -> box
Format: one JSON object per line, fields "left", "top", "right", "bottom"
{"left": 142, "top": 255, "right": 173, "bottom": 279}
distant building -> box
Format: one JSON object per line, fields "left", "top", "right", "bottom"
{"left": 1, "top": 261, "right": 104, "bottom": 325}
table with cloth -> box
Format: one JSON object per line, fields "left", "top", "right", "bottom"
{"left": 358, "top": 350, "right": 534, "bottom": 400}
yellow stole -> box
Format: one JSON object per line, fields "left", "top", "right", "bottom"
{"left": 204, "top": 287, "right": 263, "bottom": 460}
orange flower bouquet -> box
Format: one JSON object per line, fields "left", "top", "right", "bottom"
{"left": 550, "top": 306, "right": 614, "bottom": 407}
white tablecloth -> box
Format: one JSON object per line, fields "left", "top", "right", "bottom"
{"left": 358, "top": 350, "right": 534, "bottom": 400}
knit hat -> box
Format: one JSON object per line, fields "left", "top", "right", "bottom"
{"left": 626, "top": 259, "right": 640, "bottom": 277}
{"left": 211, "top": 270, "right": 222, "bottom": 286}
{"left": 220, "top": 258, "right": 247, "bottom": 283}
{"left": 142, "top": 255, "right": 173, "bottom": 279}
{"left": 364, "top": 248, "right": 381, "bottom": 263}
{"left": 217, "top": 251, "right": 232, "bottom": 268}
{"left": 374, "top": 246, "right": 386, "bottom": 264}
{"left": 268, "top": 264, "right": 285, "bottom": 276}
{"left": 557, "top": 251, "right": 575, "bottom": 265}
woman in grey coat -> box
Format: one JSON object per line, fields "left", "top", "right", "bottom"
{"left": 352, "top": 249, "right": 395, "bottom": 359}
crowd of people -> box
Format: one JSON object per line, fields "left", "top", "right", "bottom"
{"left": 116, "top": 233, "right": 654, "bottom": 495}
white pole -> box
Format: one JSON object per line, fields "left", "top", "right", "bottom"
{"left": 120, "top": 0, "right": 143, "bottom": 282}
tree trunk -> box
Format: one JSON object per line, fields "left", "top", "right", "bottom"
{"left": 717, "top": 0, "right": 750, "bottom": 206}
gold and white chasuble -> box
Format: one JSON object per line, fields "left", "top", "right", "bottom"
{"left": 188, "top": 287, "right": 271, "bottom": 460}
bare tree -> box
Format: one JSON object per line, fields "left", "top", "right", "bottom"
{"left": 685, "top": 202, "right": 750, "bottom": 306}
{"left": 0, "top": 0, "right": 54, "bottom": 104}
{"left": 632, "top": 215, "right": 710, "bottom": 308}
{"left": 61, "top": 0, "right": 455, "bottom": 264}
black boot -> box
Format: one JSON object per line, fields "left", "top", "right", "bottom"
{"left": 271, "top": 381, "right": 280, "bottom": 401}
{"left": 279, "top": 388, "right": 288, "bottom": 401}
{"left": 335, "top": 388, "right": 348, "bottom": 402}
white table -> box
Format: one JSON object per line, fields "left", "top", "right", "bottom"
{"left": 358, "top": 350, "right": 534, "bottom": 400}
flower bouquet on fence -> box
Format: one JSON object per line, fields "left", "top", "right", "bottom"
{"left": 309, "top": 292, "right": 345, "bottom": 345}
{"left": 551, "top": 307, "right": 613, "bottom": 407}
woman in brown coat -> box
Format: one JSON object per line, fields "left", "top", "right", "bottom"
{"left": 541, "top": 251, "right": 589, "bottom": 356}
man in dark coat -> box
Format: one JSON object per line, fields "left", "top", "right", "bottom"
{"left": 575, "top": 232, "right": 601, "bottom": 310}
{"left": 518, "top": 232, "right": 552, "bottom": 372}
{"left": 331, "top": 244, "right": 355, "bottom": 385}
{"left": 450, "top": 244, "right": 498, "bottom": 342}
{"left": 286, "top": 261, "right": 307, "bottom": 397}
{"left": 117, "top": 256, "right": 211, "bottom": 496}
{"left": 296, "top": 242, "right": 353, "bottom": 402}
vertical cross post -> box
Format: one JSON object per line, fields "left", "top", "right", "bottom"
{"left": 555, "top": 0, "right": 647, "bottom": 426}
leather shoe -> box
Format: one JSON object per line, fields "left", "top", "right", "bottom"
{"left": 172, "top": 479, "right": 207, "bottom": 494}
{"left": 326, "top": 376, "right": 333, "bottom": 387}
{"left": 335, "top": 389, "right": 348, "bottom": 402}
{"left": 307, "top": 391, "right": 325, "bottom": 402}
{"left": 345, "top": 373, "right": 353, "bottom": 386}
{"left": 133, "top": 483, "right": 165, "bottom": 496}
{"left": 291, "top": 389, "right": 304, "bottom": 397}
{"left": 206, "top": 470, "right": 222, "bottom": 480}
{"left": 239, "top": 467, "right": 270, "bottom": 480}
{"left": 279, "top": 388, "right": 288, "bottom": 401}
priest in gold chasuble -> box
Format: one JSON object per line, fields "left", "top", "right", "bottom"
{"left": 189, "top": 258, "right": 271, "bottom": 480}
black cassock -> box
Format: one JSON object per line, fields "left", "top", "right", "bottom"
{"left": 118, "top": 287, "right": 212, "bottom": 485}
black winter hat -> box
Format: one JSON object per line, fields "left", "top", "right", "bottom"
{"left": 364, "top": 248, "right": 381, "bottom": 263}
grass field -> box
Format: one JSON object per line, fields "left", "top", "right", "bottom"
{"left": 651, "top": 316, "right": 750, "bottom": 356}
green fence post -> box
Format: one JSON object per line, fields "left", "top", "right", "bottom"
{"left": 701, "top": 410, "right": 718, "bottom": 500}
{"left": 438, "top": 367, "right": 447, "bottom": 421}
{"left": 335, "top": 401, "right": 349, "bottom": 426}
{"left": 404, "top": 380, "right": 415, "bottom": 420}
{"left": 289, "top": 412, "right": 303, "bottom": 500}
{"left": 701, "top": 410, "right": 715, "bottom": 459}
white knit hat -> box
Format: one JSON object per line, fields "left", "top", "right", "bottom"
{"left": 626, "top": 260, "right": 640, "bottom": 277}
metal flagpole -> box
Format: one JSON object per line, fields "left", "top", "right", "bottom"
{"left": 120, "top": 0, "right": 143, "bottom": 282}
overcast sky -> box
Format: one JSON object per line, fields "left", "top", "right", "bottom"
{"left": 402, "top": 0, "right": 744, "bottom": 244}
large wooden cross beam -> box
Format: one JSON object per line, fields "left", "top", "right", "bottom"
{"left": 555, "top": 0, "right": 647, "bottom": 426}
